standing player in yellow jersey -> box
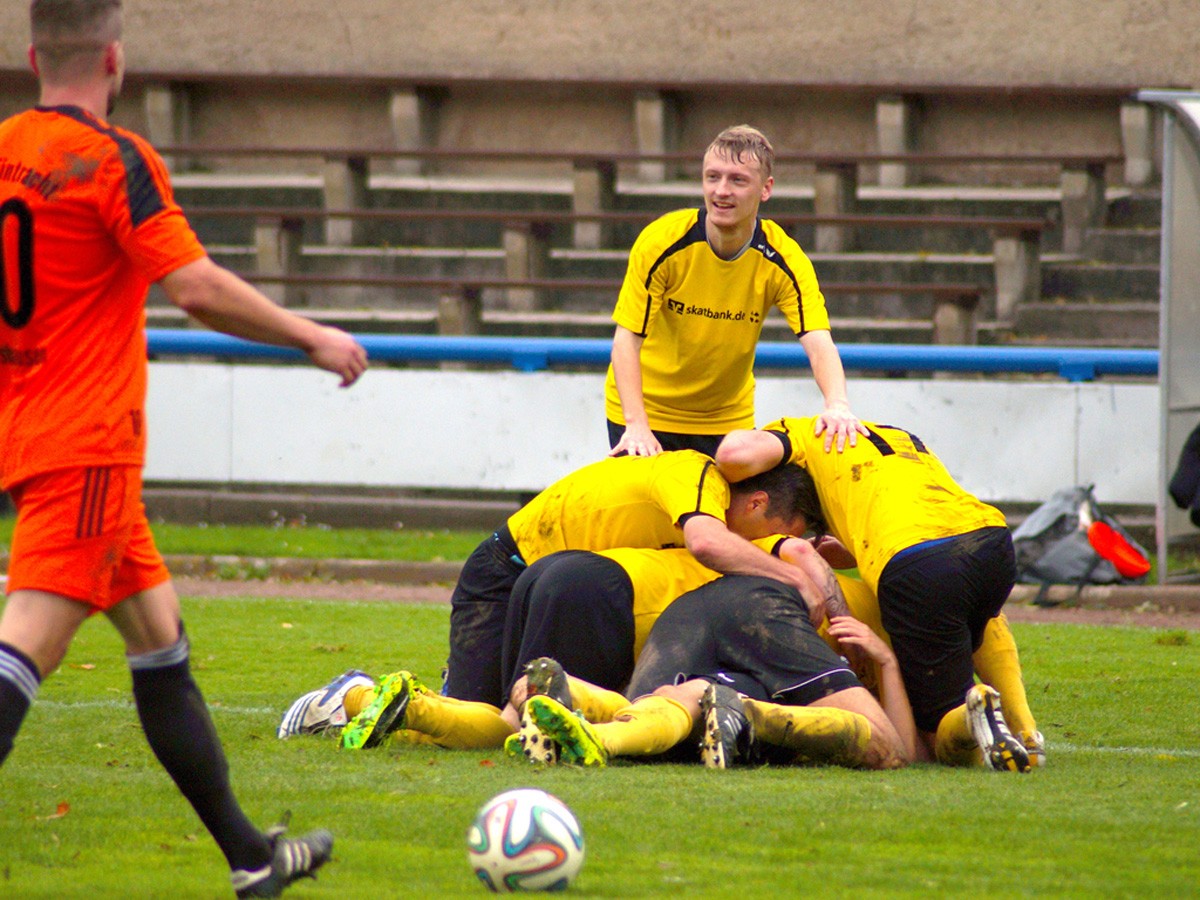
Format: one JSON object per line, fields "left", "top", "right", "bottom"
{"left": 716, "top": 417, "right": 1041, "bottom": 772}
{"left": 606, "top": 125, "right": 867, "bottom": 458}
{"left": 442, "top": 451, "right": 842, "bottom": 708}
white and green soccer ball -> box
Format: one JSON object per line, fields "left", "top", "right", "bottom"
{"left": 467, "top": 788, "right": 585, "bottom": 892}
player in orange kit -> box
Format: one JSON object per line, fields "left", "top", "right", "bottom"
{"left": 0, "top": 2, "right": 366, "bottom": 896}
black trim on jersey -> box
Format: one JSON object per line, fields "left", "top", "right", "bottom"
{"left": 39, "top": 105, "right": 167, "bottom": 228}
{"left": 750, "top": 219, "right": 807, "bottom": 334}
{"left": 765, "top": 428, "right": 792, "bottom": 466}
{"left": 635, "top": 209, "right": 708, "bottom": 336}
{"left": 864, "top": 428, "right": 896, "bottom": 456}
{"left": 694, "top": 458, "right": 718, "bottom": 512}
{"left": 875, "top": 424, "right": 929, "bottom": 453}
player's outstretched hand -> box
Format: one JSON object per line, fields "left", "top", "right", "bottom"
{"left": 307, "top": 325, "right": 368, "bottom": 387}
{"left": 827, "top": 616, "right": 895, "bottom": 668}
{"left": 813, "top": 406, "right": 869, "bottom": 453}
{"left": 608, "top": 422, "right": 663, "bottom": 457}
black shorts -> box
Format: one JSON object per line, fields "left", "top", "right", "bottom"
{"left": 445, "top": 524, "right": 527, "bottom": 706}
{"left": 606, "top": 420, "right": 722, "bottom": 457}
{"left": 878, "top": 526, "right": 1016, "bottom": 732}
{"left": 501, "top": 551, "right": 636, "bottom": 701}
{"left": 626, "top": 575, "right": 861, "bottom": 705}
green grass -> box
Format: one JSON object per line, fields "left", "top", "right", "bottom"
{"left": 0, "top": 516, "right": 488, "bottom": 563}
{"left": 2, "top": 597, "right": 1198, "bottom": 898}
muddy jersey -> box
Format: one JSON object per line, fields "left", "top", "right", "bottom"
{"left": 601, "top": 534, "right": 789, "bottom": 657}
{"left": 507, "top": 450, "right": 731, "bottom": 564}
{"left": 0, "top": 105, "right": 205, "bottom": 488}
{"left": 762, "top": 416, "right": 1007, "bottom": 590}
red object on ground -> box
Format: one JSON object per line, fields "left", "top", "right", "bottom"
{"left": 1087, "top": 521, "right": 1151, "bottom": 578}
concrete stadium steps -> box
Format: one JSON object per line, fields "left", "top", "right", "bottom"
{"left": 1082, "top": 227, "right": 1161, "bottom": 266}
{"left": 1041, "top": 259, "right": 1161, "bottom": 299}
{"left": 1012, "top": 301, "right": 1160, "bottom": 345}
{"left": 168, "top": 174, "right": 1165, "bottom": 348}
{"left": 1106, "top": 191, "right": 1165, "bottom": 229}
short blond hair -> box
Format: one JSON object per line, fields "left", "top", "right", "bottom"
{"left": 706, "top": 125, "right": 774, "bottom": 179}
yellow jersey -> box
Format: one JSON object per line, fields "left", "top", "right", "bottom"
{"left": 507, "top": 450, "right": 730, "bottom": 564}
{"left": 763, "top": 416, "right": 1007, "bottom": 591}
{"left": 605, "top": 209, "right": 829, "bottom": 434}
{"left": 601, "top": 535, "right": 788, "bottom": 658}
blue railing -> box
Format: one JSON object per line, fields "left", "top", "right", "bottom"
{"left": 146, "top": 329, "right": 1158, "bottom": 383}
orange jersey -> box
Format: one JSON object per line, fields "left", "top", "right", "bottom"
{"left": 0, "top": 105, "right": 206, "bottom": 488}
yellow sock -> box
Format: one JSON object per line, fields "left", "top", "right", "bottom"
{"left": 595, "top": 696, "right": 693, "bottom": 757}
{"left": 934, "top": 703, "right": 983, "bottom": 767}
{"left": 742, "top": 699, "right": 873, "bottom": 768}
{"left": 566, "top": 676, "right": 631, "bottom": 724}
{"left": 973, "top": 614, "right": 1039, "bottom": 740}
{"left": 405, "top": 693, "right": 513, "bottom": 750}
{"left": 388, "top": 729, "right": 441, "bottom": 746}
{"left": 344, "top": 684, "right": 374, "bottom": 719}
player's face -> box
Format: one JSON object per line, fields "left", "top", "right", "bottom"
{"left": 726, "top": 495, "right": 807, "bottom": 541}
{"left": 701, "top": 150, "right": 773, "bottom": 233}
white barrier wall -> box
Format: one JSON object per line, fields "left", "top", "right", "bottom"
{"left": 146, "top": 363, "right": 1158, "bottom": 505}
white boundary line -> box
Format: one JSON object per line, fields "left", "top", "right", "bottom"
{"left": 31, "top": 700, "right": 1200, "bottom": 758}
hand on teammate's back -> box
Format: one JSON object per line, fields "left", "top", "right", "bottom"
{"left": 813, "top": 406, "right": 868, "bottom": 453}
{"left": 608, "top": 422, "right": 664, "bottom": 457}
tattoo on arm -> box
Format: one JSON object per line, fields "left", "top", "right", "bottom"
{"left": 823, "top": 571, "right": 851, "bottom": 620}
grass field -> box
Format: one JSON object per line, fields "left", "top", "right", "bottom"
{"left": 0, "top": 517, "right": 490, "bottom": 566}
{"left": 2, "top": 594, "right": 1198, "bottom": 899}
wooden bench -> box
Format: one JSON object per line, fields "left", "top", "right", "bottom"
{"left": 164, "top": 271, "right": 984, "bottom": 345}
{"left": 185, "top": 204, "right": 1041, "bottom": 321}
{"left": 165, "top": 143, "right": 1104, "bottom": 255}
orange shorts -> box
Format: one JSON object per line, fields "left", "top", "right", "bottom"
{"left": 5, "top": 466, "right": 170, "bottom": 611}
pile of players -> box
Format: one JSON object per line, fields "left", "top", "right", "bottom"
{"left": 280, "top": 416, "right": 1041, "bottom": 775}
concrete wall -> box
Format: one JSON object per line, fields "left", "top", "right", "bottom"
{"left": 144, "top": 363, "right": 1158, "bottom": 505}
{"left": 2, "top": 1, "right": 1197, "bottom": 88}
{"left": 0, "top": 2, "right": 1191, "bottom": 173}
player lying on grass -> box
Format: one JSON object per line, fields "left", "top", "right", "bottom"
{"left": 279, "top": 534, "right": 828, "bottom": 750}
{"left": 508, "top": 573, "right": 917, "bottom": 770}
{"left": 279, "top": 573, "right": 915, "bottom": 770}
{"left": 443, "top": 453, "right": 839, "bottom": 708}
{"left": 716, "top": 416, "right": 1044, "bottom": 772}
{"left": 508, "top": 574, "right": 1034, "bottom": 772}
{"left": 282, "top": 558, "right": 1034, "bottom": 772}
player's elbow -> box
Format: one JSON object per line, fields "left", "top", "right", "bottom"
{"left": 160, "top": 257, "right": 223, "bottom": 316}
{"left": 682, "top": 520, "right": 728, "bottom": 570}
{"left": 714, "top": 430, "right": 762, "bottom": 480}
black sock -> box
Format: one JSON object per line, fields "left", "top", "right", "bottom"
{"left": 0, "top": 642, "right": 40, "bottom": 767}
{"left": 129, "top": 629, "right": 270, "bottom": 872}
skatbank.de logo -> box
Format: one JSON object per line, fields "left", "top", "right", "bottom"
{"left": 665, "top": 298, "right": 748, "bottom": 322}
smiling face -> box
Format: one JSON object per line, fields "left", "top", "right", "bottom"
{"left": 701, "top": 148, "right": 774, "bottom": 248}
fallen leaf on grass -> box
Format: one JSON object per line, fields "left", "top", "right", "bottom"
{"left": 478, "top": 759, "right": 494, "bottom": 768}
{"left": 36, "top": 802, "right": 70, "bottom": 821}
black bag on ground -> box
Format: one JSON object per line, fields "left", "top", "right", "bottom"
{"left": 1011, "top": 484, "right": 1149, "bottom": 605}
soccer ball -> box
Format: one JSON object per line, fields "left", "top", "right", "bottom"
{"left": 467, "top": 788, "right": 585, "bottom": 892}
